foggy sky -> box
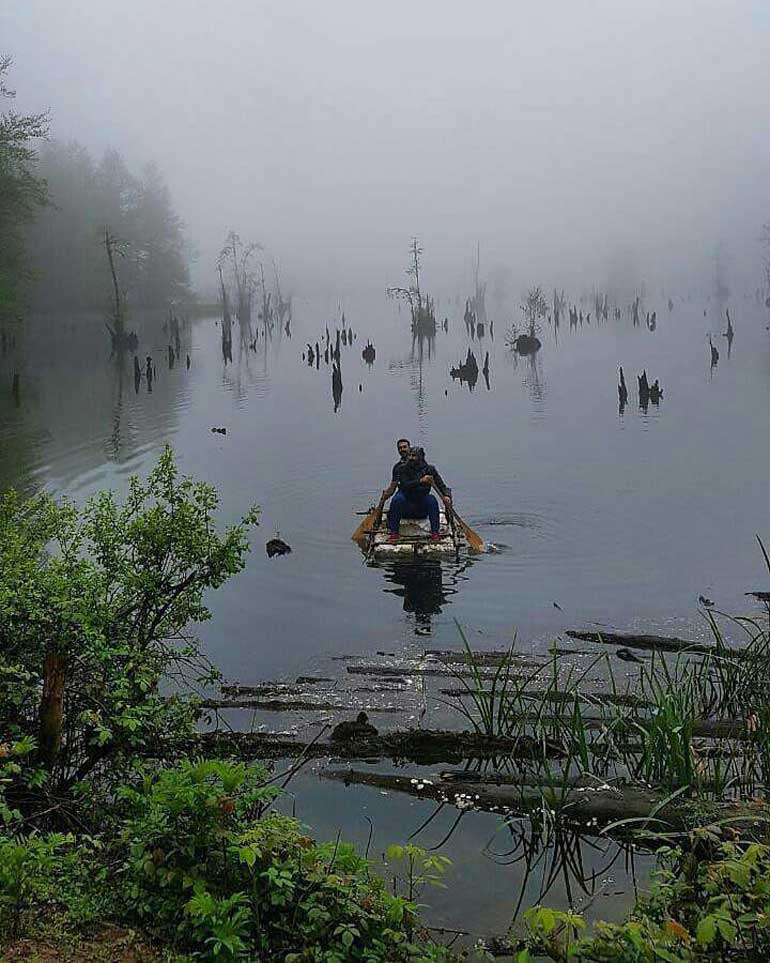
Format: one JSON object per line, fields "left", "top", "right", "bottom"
{"left": 4, "top": 0, "right": 770, "bottom": 297}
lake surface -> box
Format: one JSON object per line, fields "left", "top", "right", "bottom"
{"left": 2, "top": 289, "right": 769, "bottom": 943}
{"left": 3, "top": 292, "right": 769, "bottom": 673}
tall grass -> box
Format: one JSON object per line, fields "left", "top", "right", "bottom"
{"left": 444, "top": 543, "right": 770, "bottom": 804}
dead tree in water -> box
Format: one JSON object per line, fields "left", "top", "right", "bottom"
{"left": 218, "top": 231, "right": 261, "bottom": 327}
{"left": 709, "top": 335, "right": 719, "bottom": 367}
{"left": 450, "top": 348, "right": 479, "bottom": 390}
{"left": 258, "top": 262, "right": 273, "bottom": 334}
{"left": 103, "top": 229, "right": 137, "bottom": 352}
{"left": 553, "top": 288, "right": 566, "bottom": 327}
{"left": 638, "top": 370, "right": 650, "bottom": 407}
{"left": 217, "top": 264, "right": 233, "bottom": 362}
{"left": 618, "top": 367, "right": 628, "bottom": 410}
{"left": 471, "top": 241, "right": 487, "bottom": 324}
{"left": 331, "top": 362, "right": 343, "bottom": 412}
{"left": 723, "top": 308, "right": 735, "bottom": 350}
{"left": 387, "top": 237, "right": 436, "bottom": 336}
{"left": 273, "top": 261, "right": 292, "bottom": 330}
{"left": 217, "top": 264, "right": 231, "bottom": 327}
{"left": 507, "top": 286, "right": 546, "bottom": 354}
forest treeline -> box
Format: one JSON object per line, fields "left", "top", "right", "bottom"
{"left": 0, "top": 56, "right": 190, "bottom": 321}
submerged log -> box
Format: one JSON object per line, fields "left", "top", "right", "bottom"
{"left": 322, "top": 768, "right": 761, "bottom": 833}
{"left": 565, "top": 629, "right": 744, "bottom": 658}
{"left": 345, "top": 664, "right": 537, "bottom": 679}
{"left": 424, "top": 648, "right": 535, "bottom": 667}
{"left": 221, "top": 683, "right": 302, "bottom": 697}
{"left": 439, "top": 686, "right": 650, "bottom": 709}
{"left": 188, "top": 727, "right": 565, "bottom": 764}
{"left": 199, "top": 698, "right": 402, "bottom": 713}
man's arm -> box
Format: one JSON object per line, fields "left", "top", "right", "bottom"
{"left": 381, "top": 464, "right": 399, "bottom": 499}
{"left": 427, "top": 464, "right": 451, "bottom": 501}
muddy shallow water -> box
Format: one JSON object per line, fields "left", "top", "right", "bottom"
{"left": 2, "top": 290, "right": 769, "bottom": 943}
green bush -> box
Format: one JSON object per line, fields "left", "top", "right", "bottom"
{"left": 519, "top": 833, "right": 770, "bottom": 961}
{"left": 0, "top": 448, "right": 259, "bottom": 811}
{"left": 116, "top": 758, "right": 459, "bottom": 962}
{"left": 0, "top": 832, "right": 70, "bottom": 937}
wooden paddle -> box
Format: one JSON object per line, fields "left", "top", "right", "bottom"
{"left": 449, "top": 505, "right": 485, "bottom": 553}
{"left": 352, "top": 493, "right": 386, "bottom": 544}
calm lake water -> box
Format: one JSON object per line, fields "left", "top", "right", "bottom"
{"left": 2, "top": 289, "right": 769, "bottom": 942}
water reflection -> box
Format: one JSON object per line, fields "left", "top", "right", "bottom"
{"left": 450, "top": 349, "right": 479, "bottom": 391}
{"left": 375, "top": 557, "right": 472, "bottom": 636}
{"left": 485, "top": 818, "right": 640, "bottom": 923}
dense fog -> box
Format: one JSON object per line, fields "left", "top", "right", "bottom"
{"left": 4, "top": 0, "right": 770, "bottom": 297}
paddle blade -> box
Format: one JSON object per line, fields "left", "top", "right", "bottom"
{"left": 352, "top": 506, "right": 377, "bottom": 543}
{"left": 453, "top": 510, "right": 485, "bottom": 553}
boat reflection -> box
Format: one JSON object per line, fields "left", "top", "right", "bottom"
{"left": 374, "top": 557, "right": 473, "bottom": 636}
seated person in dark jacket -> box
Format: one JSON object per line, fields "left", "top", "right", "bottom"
{"left": 384, "top": 446, "right": 452, "bottom": 541}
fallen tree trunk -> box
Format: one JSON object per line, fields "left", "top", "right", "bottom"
{"left": 322, "top": 768, "right": 763, "bottom": 833}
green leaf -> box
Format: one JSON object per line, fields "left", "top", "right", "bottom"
{"left": 696, "top": 915, "right": 717, "bottom": 946}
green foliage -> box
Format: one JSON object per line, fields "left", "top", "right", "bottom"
{"left": 0, "top": 55, "right": 49, "bottom": 319}
{"left": 0, "top": 732, "right": 41, "bottom": 826}
{"left": 518, "top": 838, "right": 770, "bottom": 961}
{"left": 0, "top": 832, "right": 70, "bottom": 937}
{"left": 0, "top": 447, "right": 259, "bottom": 802}
{"left": 116, "top": 758, "right": 459, "bottom": 961}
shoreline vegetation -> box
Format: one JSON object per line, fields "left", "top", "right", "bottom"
{"left": 2, "top": 451, "right": 770, "bottom": 960}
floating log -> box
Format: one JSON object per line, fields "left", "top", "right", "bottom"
{"left": 199, "top": 698, "right": 402, "bottom": 713}
{"left": 221, "top": 683, "right": 302, "bottom": 697}
{"left": 345, "top": 664, "right": 537, "bottom": 679}
{"left": 438, "top": 687, "right": 650, "bottom": 709}
{"left": 424, "top": 648, "right": 537, "bottom": 666}
{"left": 565, "top": 629, "right": 744, "bottom": 658}
{"left": 188, "top": 727, "right": 564, "bottom": 764}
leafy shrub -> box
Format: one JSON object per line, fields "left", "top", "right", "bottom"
{"left": 0, "top": 448, "right": 259, "bottom": 811}
{"left": 117, "top": 758, "right": 459, "bottom": 961}
{"left": 0, "top": 832, "right": 71, "bottom": 937}
{"left": 518, "top": 834, "right": 770, "bottom": 961}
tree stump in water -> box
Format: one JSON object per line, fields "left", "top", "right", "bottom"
{"left": 514, "top": 334, "right": 541, "bottom": 354}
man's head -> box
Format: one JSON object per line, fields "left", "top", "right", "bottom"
{"left": 408, "top": 446, "right": 425, "bottom": 465}
{"left": 396, "top": 438, "right": 410, "bottom": 459}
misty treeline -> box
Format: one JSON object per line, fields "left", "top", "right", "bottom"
{"left": 0, "top": 55, "right": 48, "bottom": 320}
{"left": 29, "top": 144, "right": 190, "bottom": 312}
{"left": 0, "top": 55, "right": 190, "bottom": 322}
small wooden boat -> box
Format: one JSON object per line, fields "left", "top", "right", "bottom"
{"left": 364, "top": 502, "right": 464, "bottom": 559}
